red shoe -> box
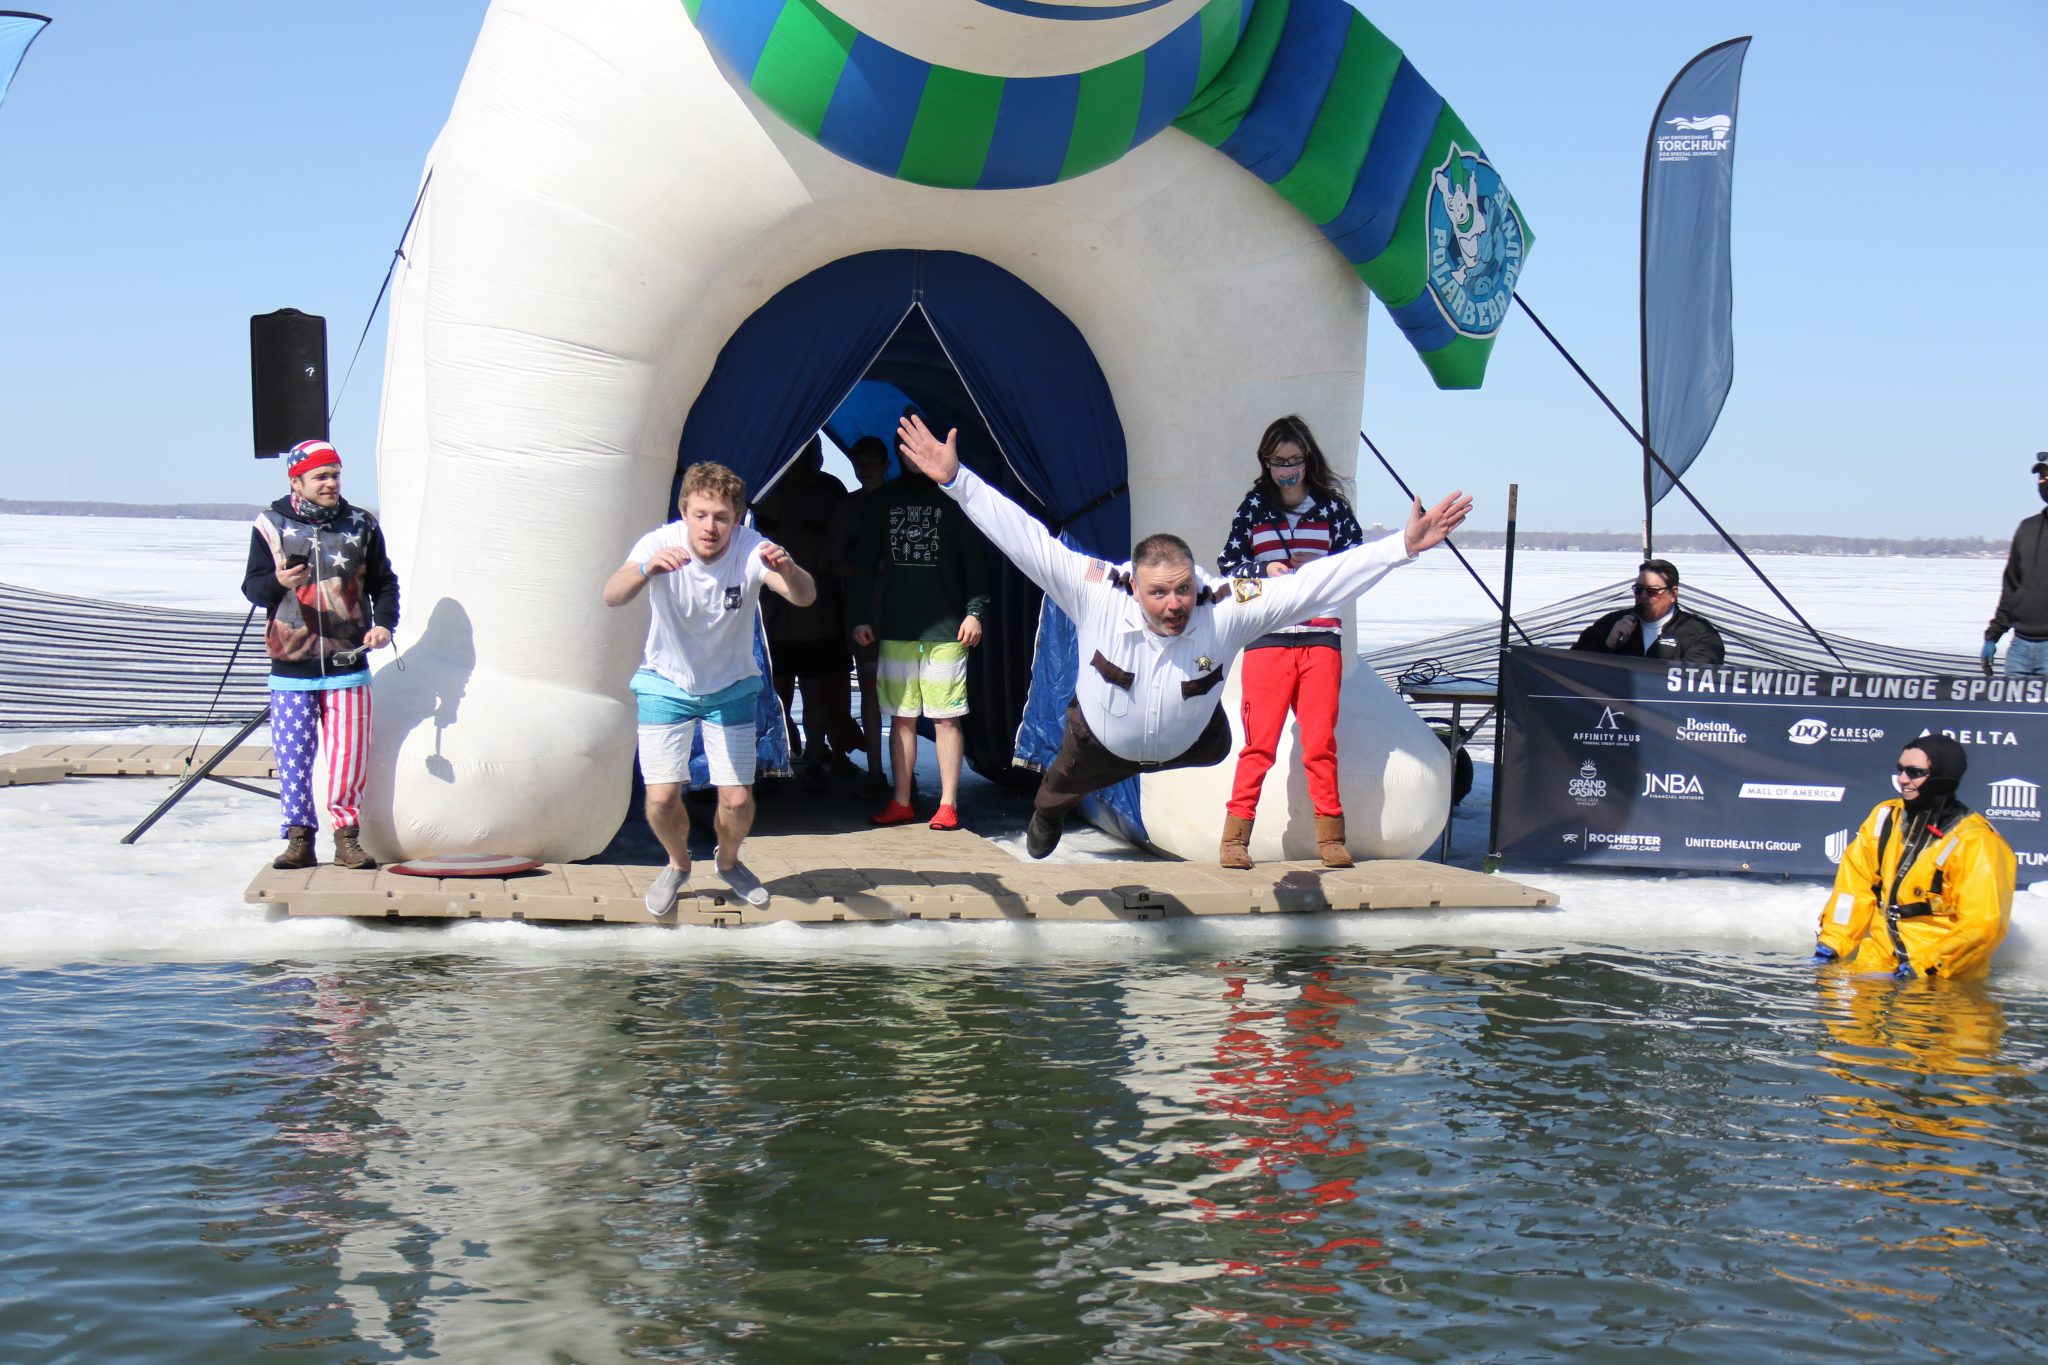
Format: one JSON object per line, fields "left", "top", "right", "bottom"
{"left": 928, "top": 804, "right": 961, "bottom": 831}
{"left": 869, "top": 800, "right": 918, "bottom": 827}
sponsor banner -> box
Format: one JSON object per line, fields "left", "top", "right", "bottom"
{"left": 1498, "top": 648, "right": 2048, "bottom": 875}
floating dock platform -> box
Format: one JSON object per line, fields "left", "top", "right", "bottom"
{"left": 245, "top": 825, "right": 1557, "bottom": 927}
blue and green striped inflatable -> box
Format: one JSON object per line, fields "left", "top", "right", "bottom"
{"left": 683, "top": 0, "right": 1532, "bottom": 390}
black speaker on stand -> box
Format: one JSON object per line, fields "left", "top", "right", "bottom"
{"left": 250, "top": 308, "right": 329, "bottom": 458}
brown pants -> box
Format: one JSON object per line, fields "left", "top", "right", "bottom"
{"left": 1033, "top": 701, "right": 1232, "bottom": 818}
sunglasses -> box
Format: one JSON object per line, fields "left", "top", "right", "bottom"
{"left": 1265, "top": 456, "right": 1306, "bottom": 469}
{"left": 1634, "top": 583, "right": 1673, "bottom": 598}
{"left": 1896, "top": 764, "right": 1931, "bottom": 779}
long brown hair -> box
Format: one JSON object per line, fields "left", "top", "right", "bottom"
{"left": 1253, "top": 415, "right": 1348, "bottom": 505}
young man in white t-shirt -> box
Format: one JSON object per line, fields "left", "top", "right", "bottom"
{"left": 604, "top": 461, "right": 817, "bottom": 914}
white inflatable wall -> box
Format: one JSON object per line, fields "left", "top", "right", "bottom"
{"left": 365, "top": 0, "right": 1450, "bottom": 864}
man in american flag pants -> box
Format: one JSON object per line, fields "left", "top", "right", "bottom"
{"left": 241, "top": 440, "right": 401, "bottom": 870}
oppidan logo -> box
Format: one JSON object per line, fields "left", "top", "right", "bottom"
{"left": 1986, "top": 778, "right": 2042, "bottom": 822}
{"left": 1567, "top": 760, "right": 1607, "bottom": 806}
{"left": 1424, "top": 143, "right": 1525, "bottom": 340}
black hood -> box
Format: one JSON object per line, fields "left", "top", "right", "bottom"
{"left": 1902, "top": 732, "right": 1967, "bottom": 816}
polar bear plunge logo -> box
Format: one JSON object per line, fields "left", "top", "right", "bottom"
{"left": 1426, "top": 143, "right": 1525, "bottom": 339}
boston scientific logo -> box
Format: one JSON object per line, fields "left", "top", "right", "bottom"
{"left": 1657, "top": 113, "right": 1734, "bottom": 162}
{"left": 1425, "top": 143, "right": 1525, "bottom": 340}
{"left": 1986, "top": 778, "right": 2042, "bottom": 823}
{"left": 1568, "top": 760, "right": 1608, "bottom": 806}
{"left": 1573, "top": 705, "right": 1641, "bottom": 747}
{"left": 1676, "top": 717, "right": 1746, "bottom": 744}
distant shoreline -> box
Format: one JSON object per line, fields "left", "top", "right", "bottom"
{"left": 0, "top": 500, "right": 2005, "bottom": 557}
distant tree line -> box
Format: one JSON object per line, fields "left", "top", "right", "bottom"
{"left": 1443, "top": 530, "right": 2005, "bottom": 558}
{"left": 2, "top": 499, "right": 263, "bottom": 521}
{"left": 0, "top": 500, "right": 2009, "bottom": 557}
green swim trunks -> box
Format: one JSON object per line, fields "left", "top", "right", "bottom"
{"left": 877, "top": 639, "right": 969, "bottom": 718}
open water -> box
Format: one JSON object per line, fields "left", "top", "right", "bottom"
{"left": 6, "top": 946, "right": 2046, "bottom": 1362}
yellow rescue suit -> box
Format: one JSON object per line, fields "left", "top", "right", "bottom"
{"left": 1816, "top": 799, "right": 2016, "bottom": 980}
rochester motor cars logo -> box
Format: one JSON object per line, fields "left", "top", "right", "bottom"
{"left": 1986, "top": 778, "right": 2041, "bottom": 823}
{"left": 1588, "top": 831, "right": 1662, "bottom": 853}
{"left": 1676, "top": 717, "right": 1746, "bottom": 744}
{"left": 1568, "top": 760, "right": 1608, "bottom": 806}
{"left": 1657, "top": 113, "right": 1733, "bottom": 162}
{"left": 1642, "top": 772, "right": 1706, "bottom": 800}
{"left": 1788, "top": 718, "right": 1886, "bottom": 746}
{"left": 1573, "top": 705, "right": 1641, "bottom": 747}
{"left": 1424, "top": 143, "right": 1525, "bottom": 340}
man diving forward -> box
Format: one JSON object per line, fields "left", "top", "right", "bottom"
{"left": 895, "top": 414, "right": 1470, "bottom": 859}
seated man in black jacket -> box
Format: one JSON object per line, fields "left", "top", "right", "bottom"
{"left": 1572, "top": 558, "right": 1725, "bottom": 664}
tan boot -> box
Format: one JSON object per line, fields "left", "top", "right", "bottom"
{"left": 1315, "top": 814, "right": 1353, "bottom": 869}
{"left": 332, "top": 825, "right": 378, "bottom": 871}
{"left": 1219, "top": 814, "right": 1255, "bottom": 869}
{"left": 272, "top": 825, "right": 316, "bottom": 870}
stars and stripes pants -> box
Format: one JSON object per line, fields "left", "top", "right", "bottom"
{"left": 271, "top": 685, "right": 372, "bottom": 836}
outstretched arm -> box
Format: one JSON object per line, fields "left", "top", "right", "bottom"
{"left": 899, "top": 413, "right": 1092, "bottom": 617}
{"left": 1215, "top": 492, "right": 1471, "bottom": 650}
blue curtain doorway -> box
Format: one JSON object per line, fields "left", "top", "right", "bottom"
{"left": 674, "top": 251, "right": 1131, "bottom": 798}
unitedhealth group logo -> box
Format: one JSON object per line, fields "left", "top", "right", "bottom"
{"left": 1824, "top": 829, "right": 1852, "bottom": 864}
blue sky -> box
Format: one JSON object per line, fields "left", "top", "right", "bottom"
{"left": 1, "top": 2, "right": 2041, "bottom": 539}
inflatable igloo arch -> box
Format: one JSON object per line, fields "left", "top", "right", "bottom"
{"left": 364, "top": 0, "right": 1531, "bottom": 864}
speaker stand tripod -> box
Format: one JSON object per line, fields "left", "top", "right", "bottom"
{"left": 122, "top": 707, "right": 277, "bottom": 844}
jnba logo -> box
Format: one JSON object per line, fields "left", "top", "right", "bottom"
{"left": 1824, "top": 829, "right": 1850, "bottom": 864}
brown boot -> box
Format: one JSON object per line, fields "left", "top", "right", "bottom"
{"left": 1219, "top": 814, "right": 1255, "bottom": 869}
{"left": 332, "top": 825, "right": 378, "bottom": 871}
{"left": 1315, "top": 814, "right": 1353, "bottom": 869}
{"left": 272, "top": 825, "right": 316, "bottom": 870}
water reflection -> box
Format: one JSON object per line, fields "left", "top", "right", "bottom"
{"left": 15, "top": 949, "right": 2048, "bottom": 1361}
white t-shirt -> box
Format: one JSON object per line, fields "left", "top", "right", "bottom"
{"left": 628, "top": 521, "right": 771, "bottom": 696}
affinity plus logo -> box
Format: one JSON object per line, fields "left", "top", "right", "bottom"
{"left": 1573, "top": 705, "right": 1642, "bottom": 747}
{"left": 1657, "top": 113, "right": 1734, "bottom": 162}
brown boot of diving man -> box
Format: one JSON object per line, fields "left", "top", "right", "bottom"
{"left": 1315, "top": 815, "right": 1353, "bottom": 869}
{"left": 272, "top": 825, "right": 316, "bottom": 870}
{"left": 1219, "top": 814, "right": 1255, "bottom": 869}
{"left": 332, "top": 825, "right": 378, "bottom": 871}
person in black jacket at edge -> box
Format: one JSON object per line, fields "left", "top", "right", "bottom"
{"left": 1571, "top": 558, "right": 1725, "bottom": 665}
{"left": 1982, "top": 454, "right": 2048, "bottom": 677}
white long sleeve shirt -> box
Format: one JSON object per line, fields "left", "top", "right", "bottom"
{"left": 939, "top": 464, "right": 1413, "bottom": 763}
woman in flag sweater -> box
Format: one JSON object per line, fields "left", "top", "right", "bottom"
{"left": 1215, "top": 417, "right": 1367, "bottom": 869}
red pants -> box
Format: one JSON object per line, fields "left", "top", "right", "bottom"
{"left": 1227, "top": 644, "right": 1342, "bottom": 820}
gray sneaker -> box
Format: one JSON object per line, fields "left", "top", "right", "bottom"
{"left": 644, "top": 864, "right": 688, "bottom": 917}
{"left": 715, "top": 859, "right": 770, "bottom": 908}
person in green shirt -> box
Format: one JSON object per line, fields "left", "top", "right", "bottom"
{"left": 851, "top": 458, "right": 992, "bottom": 831}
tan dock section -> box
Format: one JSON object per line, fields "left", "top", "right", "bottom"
{"left": 245, "top": 825, "right": 1558, "bottom": 927}
{"left": 1, "top": 752, "right": 68, "bottom": 786}
{"left": 1, "top": 742, "right": 279, "bottom": 781}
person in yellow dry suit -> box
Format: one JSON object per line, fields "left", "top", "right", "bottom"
{"left": 1813, "top": 733, "right": 2016, "bottom": 979}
